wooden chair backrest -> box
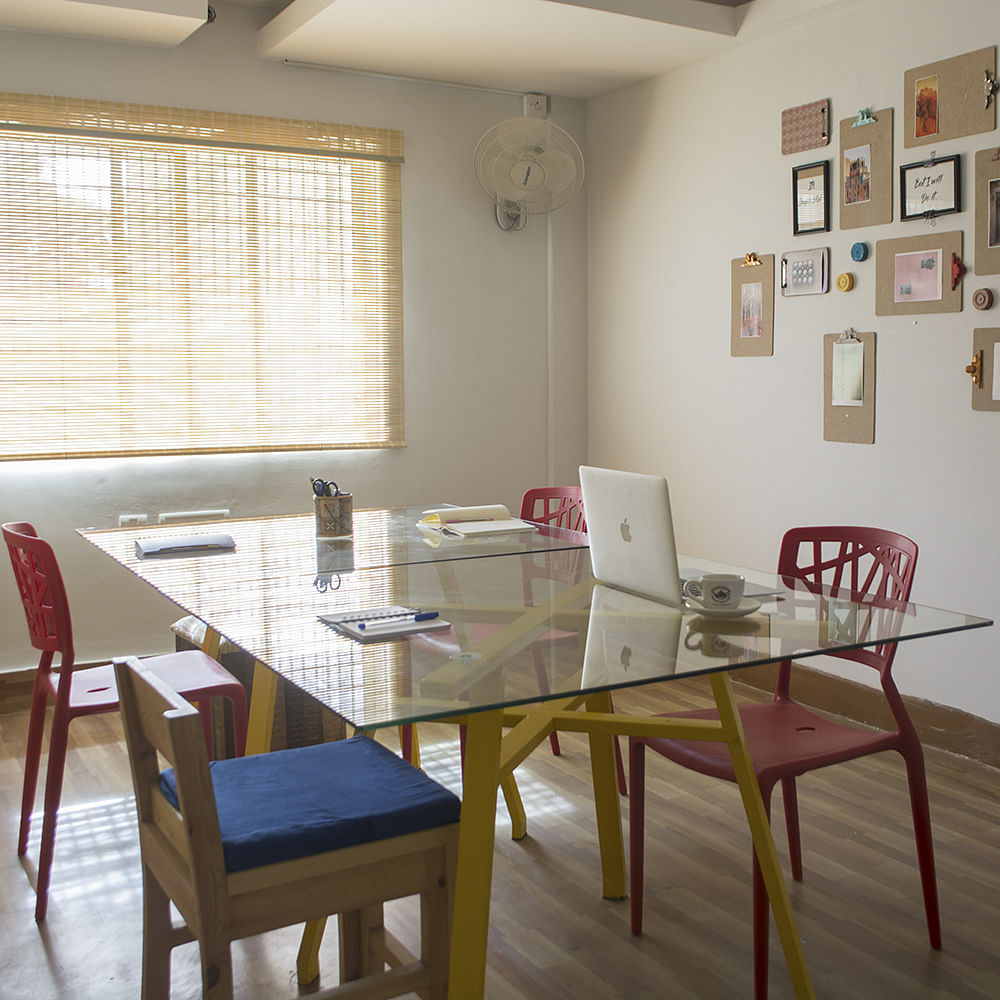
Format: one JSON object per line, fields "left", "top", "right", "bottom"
{"left": 114, "top": 656, "right": 229, "bottom": 935}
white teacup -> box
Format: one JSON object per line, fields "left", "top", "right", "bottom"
{"left": 682, "top": 573, "right": 745, "bottom": 610}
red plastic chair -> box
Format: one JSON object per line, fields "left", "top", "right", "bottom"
{"left": 629, "top": 526, "right": 931, "bottom": 999}
{"left": 3, "top": 521, "right": 249, "bottom": 921}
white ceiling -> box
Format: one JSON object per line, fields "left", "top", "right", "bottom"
{"left": 0, "top": 0, "right": 866, "bottom": 100}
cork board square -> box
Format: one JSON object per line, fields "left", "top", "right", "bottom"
{"left": 839, "top": 109, "right": 893, "bottom": 230}
{"left": 904, "top": 47, "right": 996, "bottom": 148}
{"left": 731, "top": 255, "right": 774, "bottom": 357}
{"left": 782, "top": 99, "right": 831, "bottom": 155}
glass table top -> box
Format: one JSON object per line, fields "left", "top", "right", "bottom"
{"left": 80, "top": 515, "right": 992, "bottom": 732}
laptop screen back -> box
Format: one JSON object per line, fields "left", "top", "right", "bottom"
{"left": 579, "top": 465, "right": 683, "bottom": 606}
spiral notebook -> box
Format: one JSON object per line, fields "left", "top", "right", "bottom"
{"left": 319, "top": 605, "right": 451, "bottom": 643}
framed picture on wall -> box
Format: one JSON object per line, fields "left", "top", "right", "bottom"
{"left": 900, "top": 154, "right": 960, "bottom": 221}
{"left": 792, "top": 160, "right": 830, "bottom": 235}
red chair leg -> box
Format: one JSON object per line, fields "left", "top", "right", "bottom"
{"left": 781, "top": 776, "right": 803, "bottom": 881}
{"left": 902, "top": 749, "right": 942, "bottom": 948}
{"left": 751, "top": 854, "right": 770, "bottom": 1000}
{"left": 18, "top": 680, "right": 49, "bottom": 857}
{"left": 751, "top": 786, "right": 775, "bottom": 1000}
{"left": 34, "top": 708, "right": 71, "bottom": 921}
{"left": 400, "top": 723, "right": 416, "bottom": 764}
{"left": 628, "top": 739, "right": 646, "bottom": 935}
{"left": 614, "top": 734, "right": 628, "bottom": 796}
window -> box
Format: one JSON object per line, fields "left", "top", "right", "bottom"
{"left": 0, "top": 93, "right": 404, "bottom": 460}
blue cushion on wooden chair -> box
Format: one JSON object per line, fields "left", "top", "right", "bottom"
{"left": 159, "top": 735, "right": 461, "bottom": 873}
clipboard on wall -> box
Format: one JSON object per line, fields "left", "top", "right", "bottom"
{"left": 730, "top": 253, "right": 774, "bottom": 357}
{"left": 824, "top": 331, "right": 875, "bottom": 444}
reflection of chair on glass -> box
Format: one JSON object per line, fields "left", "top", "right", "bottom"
{"left": 629, "top": 526, "right": 931, "bottom": 1000}
{"left": 3, "top": 520, "right": 249, "bottom": 922}
{"left": 114, "top": 656, "right": 460, "bottom": 1000}
{"left": 407, "top": 487, "right": 627, "bottom": 793}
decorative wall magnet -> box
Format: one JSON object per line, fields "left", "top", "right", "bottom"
{"left": 973, "top": 288, "right": 995, "bottom": 309}
{"left": 966, "top": 349, "right": 983, "bottom": 387}
{"left": 985, "top": 69, "right": 999, "bottom": 110}
{"left": 836, "top": 272, "right": 855, "bottom": 292}
{"left": 952, "top": 253, "right": 967, "bottom": 290}
{"left": 851, "top": 242, "right": 869, "bottom": 261}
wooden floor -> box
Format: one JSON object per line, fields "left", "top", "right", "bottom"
{"left": 1, "top": 677, "right": 998, "bottom": 1000}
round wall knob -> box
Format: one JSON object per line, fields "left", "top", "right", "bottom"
{"left": 850, "top": 242, "right": 869, "bottom": 262}
{"left": 836, "top": 272, "right": 855, "bottom": 292}
{"left": 972, "top": 288, "right": 994, "bottom": 310}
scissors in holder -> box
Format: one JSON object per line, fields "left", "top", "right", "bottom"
{"left": 312, "top": 478, "right": 340, "bottom": 497}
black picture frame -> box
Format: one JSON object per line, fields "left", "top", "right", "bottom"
{"left": 792, "top": 160, "right": 830, "bottom": 236}
{"left": 900, "top": 154, "right": 961, "bottom": 221}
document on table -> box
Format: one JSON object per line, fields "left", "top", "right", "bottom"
{"left": 418, "top": 504, "right": 536, "bottom": 537}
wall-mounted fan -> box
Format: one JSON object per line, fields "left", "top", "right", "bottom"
{"left": 473, "top": 116, "right": 585, "bottom": 230}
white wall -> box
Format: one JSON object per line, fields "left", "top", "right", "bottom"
{"left": 0, "top": 1, "right": 588, "bottom": 668}
{"left": 587, "top": 0, "right": 1000, "bottom": 723}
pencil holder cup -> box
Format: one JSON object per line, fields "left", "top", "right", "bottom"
{"left": 314, "top": 492, "right": 353, "bottom": 538}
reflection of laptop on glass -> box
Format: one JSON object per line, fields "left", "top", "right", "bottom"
{"left": 581, "top": 584, "right": 682, "bottom": 688}
{"left": 579, "top": 465, "right": 684, "bottom": 606}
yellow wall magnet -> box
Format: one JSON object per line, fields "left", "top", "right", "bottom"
{"left": 836, "top": 272, "right": 855, "bottom": 292}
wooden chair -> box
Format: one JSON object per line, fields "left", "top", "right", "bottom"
{"left": 3, "top": 520, "right": 248, "bottom": 921}
{"left": 629, "top": 526, "right": 931, "bottom": 999}
{"left": 114, "top": 656, "right": 461, "bottom": 1000}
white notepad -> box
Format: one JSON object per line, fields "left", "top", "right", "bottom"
{"left": 319, "top": 606, "right": 451, "bottom": 643}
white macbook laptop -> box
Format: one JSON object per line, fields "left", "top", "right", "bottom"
{"left": 579, "top": 465, "right": 684, "bottom": 606}
{"left": 579, "top": 465, "right": 780, "bottom": 606}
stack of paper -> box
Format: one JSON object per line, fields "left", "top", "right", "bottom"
{"left": 418, "top": 504, "right": 536, "bottom": 537}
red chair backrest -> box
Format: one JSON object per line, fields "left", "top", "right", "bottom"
{"left": 2, "top": 521, "right": 74, "bottom": 661}
{"left": 520, "top": 487, "right": 587, "bottom": 533}
{"left": 775, "top": 525, "right": 918, "bottom": 689}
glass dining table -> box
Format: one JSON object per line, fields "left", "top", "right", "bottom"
{"left": 79, "top": 509, "right": 992, "bottom": 1000}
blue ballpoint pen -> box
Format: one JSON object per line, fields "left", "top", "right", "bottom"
{"left": 357, "top": 611, "right": 439, "bottom": 630}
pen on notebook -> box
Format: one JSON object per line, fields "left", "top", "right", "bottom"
{"left": 357, "top": 611, "right": 439, "bottom": 630}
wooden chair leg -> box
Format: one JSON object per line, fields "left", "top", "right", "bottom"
{"left": 141, "top": 867, "right": 173, "bottom": 1000}
{"left": 421, "top": 845, "right": 453, "bottom": 1000}
{"left": 199, "top": 933, "right": 235, "bottom": 1000}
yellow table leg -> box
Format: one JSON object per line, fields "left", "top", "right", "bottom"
{"left": 245, "top": 661, "right": 277, "bottom": 757}
{"left": 500, "top": 773, "right": 527, "bottom": 840}
{"left": 709, "top": 671, "right": 816, "bottom": 1000}
{"left": 296, "top": 917, "right": 327, "bottom": 986}
{"left": 448, "top": 708, "right": 504, "bottom": 1000}
{"left": 585, "top": 691, "right": 627, "bottom": 900}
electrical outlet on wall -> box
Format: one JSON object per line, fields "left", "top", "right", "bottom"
{"left": 524, "top": 93, "right": 548, "bottom": 117}
{"left": 119, "top": 513, "right": 149, "bottom": 528}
